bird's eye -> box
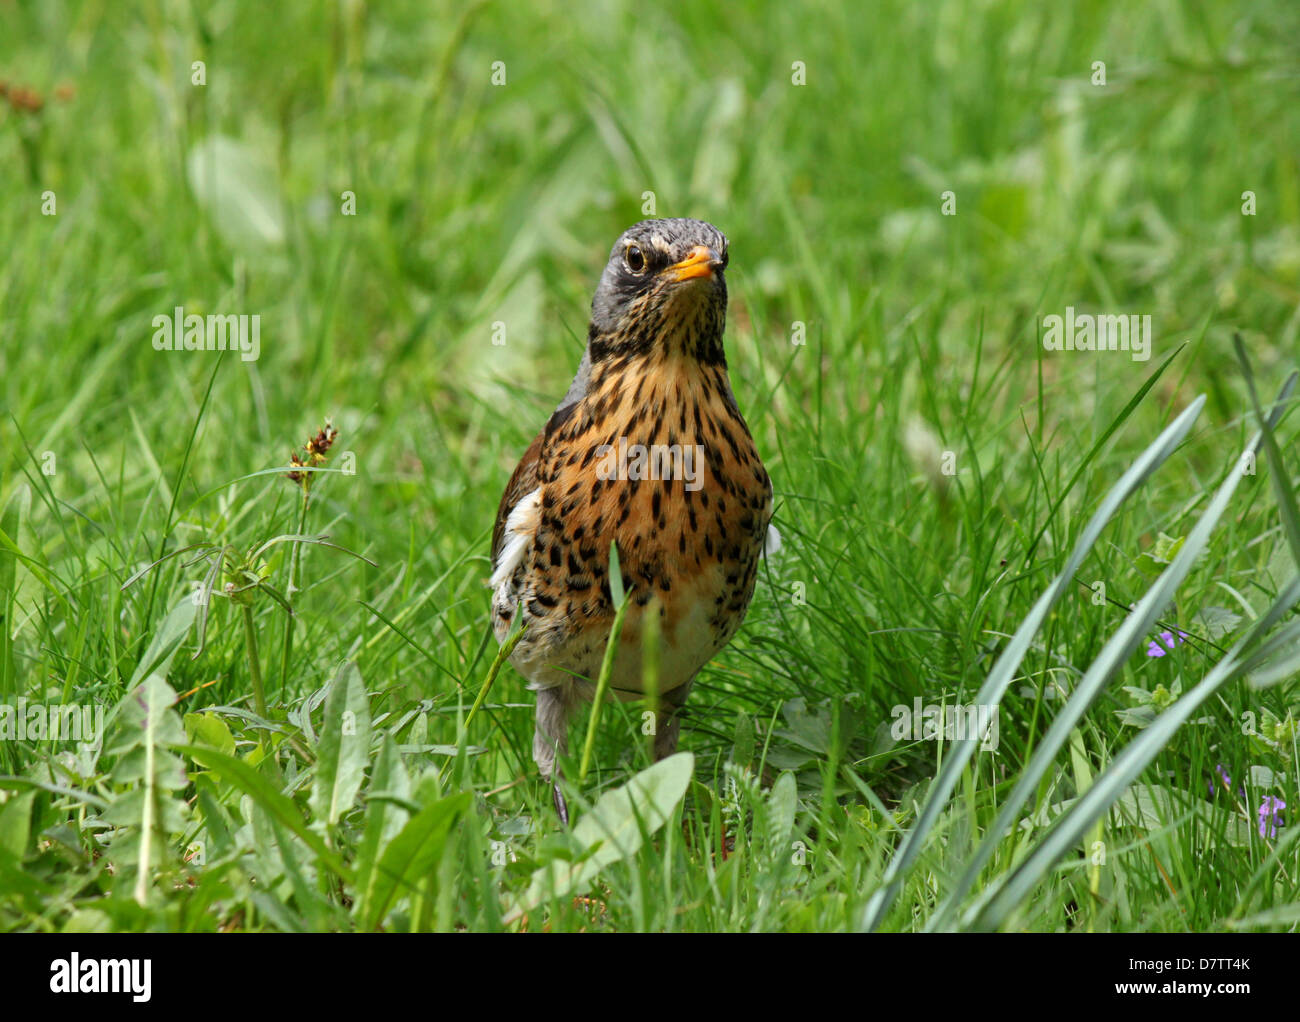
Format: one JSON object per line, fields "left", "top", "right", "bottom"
{"left": 625, "top": 243, "right": 646, "bottom": 274}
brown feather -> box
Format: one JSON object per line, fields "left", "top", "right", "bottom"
{"left": 491, "top": 430, "right": 544, "bottom": 566}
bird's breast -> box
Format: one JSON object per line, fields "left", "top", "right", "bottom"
{"left": 523, "top": 359, "right": 772, "bottom": 691}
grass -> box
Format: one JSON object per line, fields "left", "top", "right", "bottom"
{"left": 1, "top": 0, "right": 1299, "bottom": 932}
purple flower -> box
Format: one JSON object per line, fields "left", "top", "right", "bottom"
{"left": 1209, "top": 763, "right": 1233, "bottom": 797}
{"left": 1146, "top": 629, "right": 1189, "bottom": 658}
{"left": 1257, "top": 796, "right": 1286, "bottom": 839}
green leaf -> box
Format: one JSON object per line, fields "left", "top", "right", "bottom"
{"left": 109, "top": 679, "right": 184, "bottom": 781}
{"left": 102, "top": 675, "right": 190, "bottom": 904}
{"left": 766, "top": 771, "right": 798, "bottom": 861}
{"left": 310, "top": 661, "right": 372, "bottom": 828}
{"left": 0, "top": 790, "right": 34, "bottom": 859}
{"left": 360, "top": 790, "right": 471, "bottom": 930}
{"left": 355, "top": 737, "right": 412, "bottom": 916}
{"left": 776, "top": 696, "right": 833, "bottom": 754}
{"left": 125, "top": 596, "right": 198, "bottom": 694}
{"left": 183, "top": 711, "right": 237, "bottom": 756}
{"left": 508, "top": 752, "right": 694, "bottom": 922}
{"left": 186, "top": 135, "right": 285, "bottom": 249}
{"left": 1195, "top": 605, "right": 1242, "bottom": 640}
{"left": 179, "top": 745, "right": 352, "bottom": 881}
{"left": 1137, "top": 531, "right": 1185, "bottom": 573}
{"left": 731, "top": 711, "right": 755, "bottom": 768}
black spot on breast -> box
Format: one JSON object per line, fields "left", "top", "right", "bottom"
{"left": 545, "top": 401, "right": 579, "bottom": 436}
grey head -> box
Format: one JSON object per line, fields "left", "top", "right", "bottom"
{"left": 554, "top": 218, "right": 731, "bottom": 414}
{"left": 589, "top": 218, "right": 729, "bottom": 336}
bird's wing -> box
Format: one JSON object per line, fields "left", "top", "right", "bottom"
{"left": 491, "top": 429, "right": 545, "bottom": 570}
{"left": 491, "top": 350, "right": 591, "bottom": 571}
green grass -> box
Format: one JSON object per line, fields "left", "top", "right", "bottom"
{"left": 1, "top": 0, "right": 1299, "bottom": 932}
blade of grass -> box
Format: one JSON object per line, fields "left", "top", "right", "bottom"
{"left": 1233, "top": 338, "right": 1300, "bottom": 559}
{"left": 859, "top": 393, "right": 1206, "bottom": 931}
{"left": 932, "top": 383, "right": 1290, "bottom": 929}
{"left": 579, "top": 541, "right": 630, "bottom": 782}
{"left": 968, "top": 573, "right": 1300, "bottom": 930}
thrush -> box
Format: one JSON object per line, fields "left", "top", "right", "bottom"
{"left": 490, "top": 217, "right": 776, "bottom": 815}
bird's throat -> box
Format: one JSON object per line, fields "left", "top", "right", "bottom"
{"left": 587, "top": 288, "right": 727, "bottom": 369}
{"left": 580, "top": 348, "right": 740, "bottom": 459}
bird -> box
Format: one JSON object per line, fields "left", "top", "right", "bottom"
{"left": 490, "top": 217, "right": 776, "bottom": 820}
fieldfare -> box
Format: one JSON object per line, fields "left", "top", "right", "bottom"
{"left": 490, "top": 218, "right": 776, "bottom": 815}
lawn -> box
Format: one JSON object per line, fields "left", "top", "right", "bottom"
{"left": 1, "top": 0, "right": 1299, "bottom": 932}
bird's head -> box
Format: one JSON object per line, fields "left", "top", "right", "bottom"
{"left": 587, "top": 218, "right": 729, "bottom": 367}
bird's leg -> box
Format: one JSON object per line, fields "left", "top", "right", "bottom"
{"left": 534, "top": 684, "right": 576, "bottom": 825}
{"left": 652, "top": 679, "right": 695, "bottom": 762}
{"left": 533, "top": 684, "right": 575, "bottom": 776}
{"left": 551, "top": 770, "right": 570, "bottom": 827}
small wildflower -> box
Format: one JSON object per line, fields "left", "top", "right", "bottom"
{"left": 286, "top": 451, "right": 308, "bottom": 484}
{"left": 305, "top": 424, "right": 337, "bottom": 461}
{"left": 1257, "top": 796, "right": 1285, "bottom": 839}
{"left": 1207, "top": 763, "right": 1245, "bottom": 798}
{"left": 8, "top": 85, "right": 44, "bottom": 113}
{"left": 285, "top": 420, "right": 338, "bottom": 491}
{"left": 1146, "top": 629, "right": 1189, "bottom": 658}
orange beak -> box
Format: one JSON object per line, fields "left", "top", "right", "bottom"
{"left": 667, "top": 245, "right": 722, "bottom": 282}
